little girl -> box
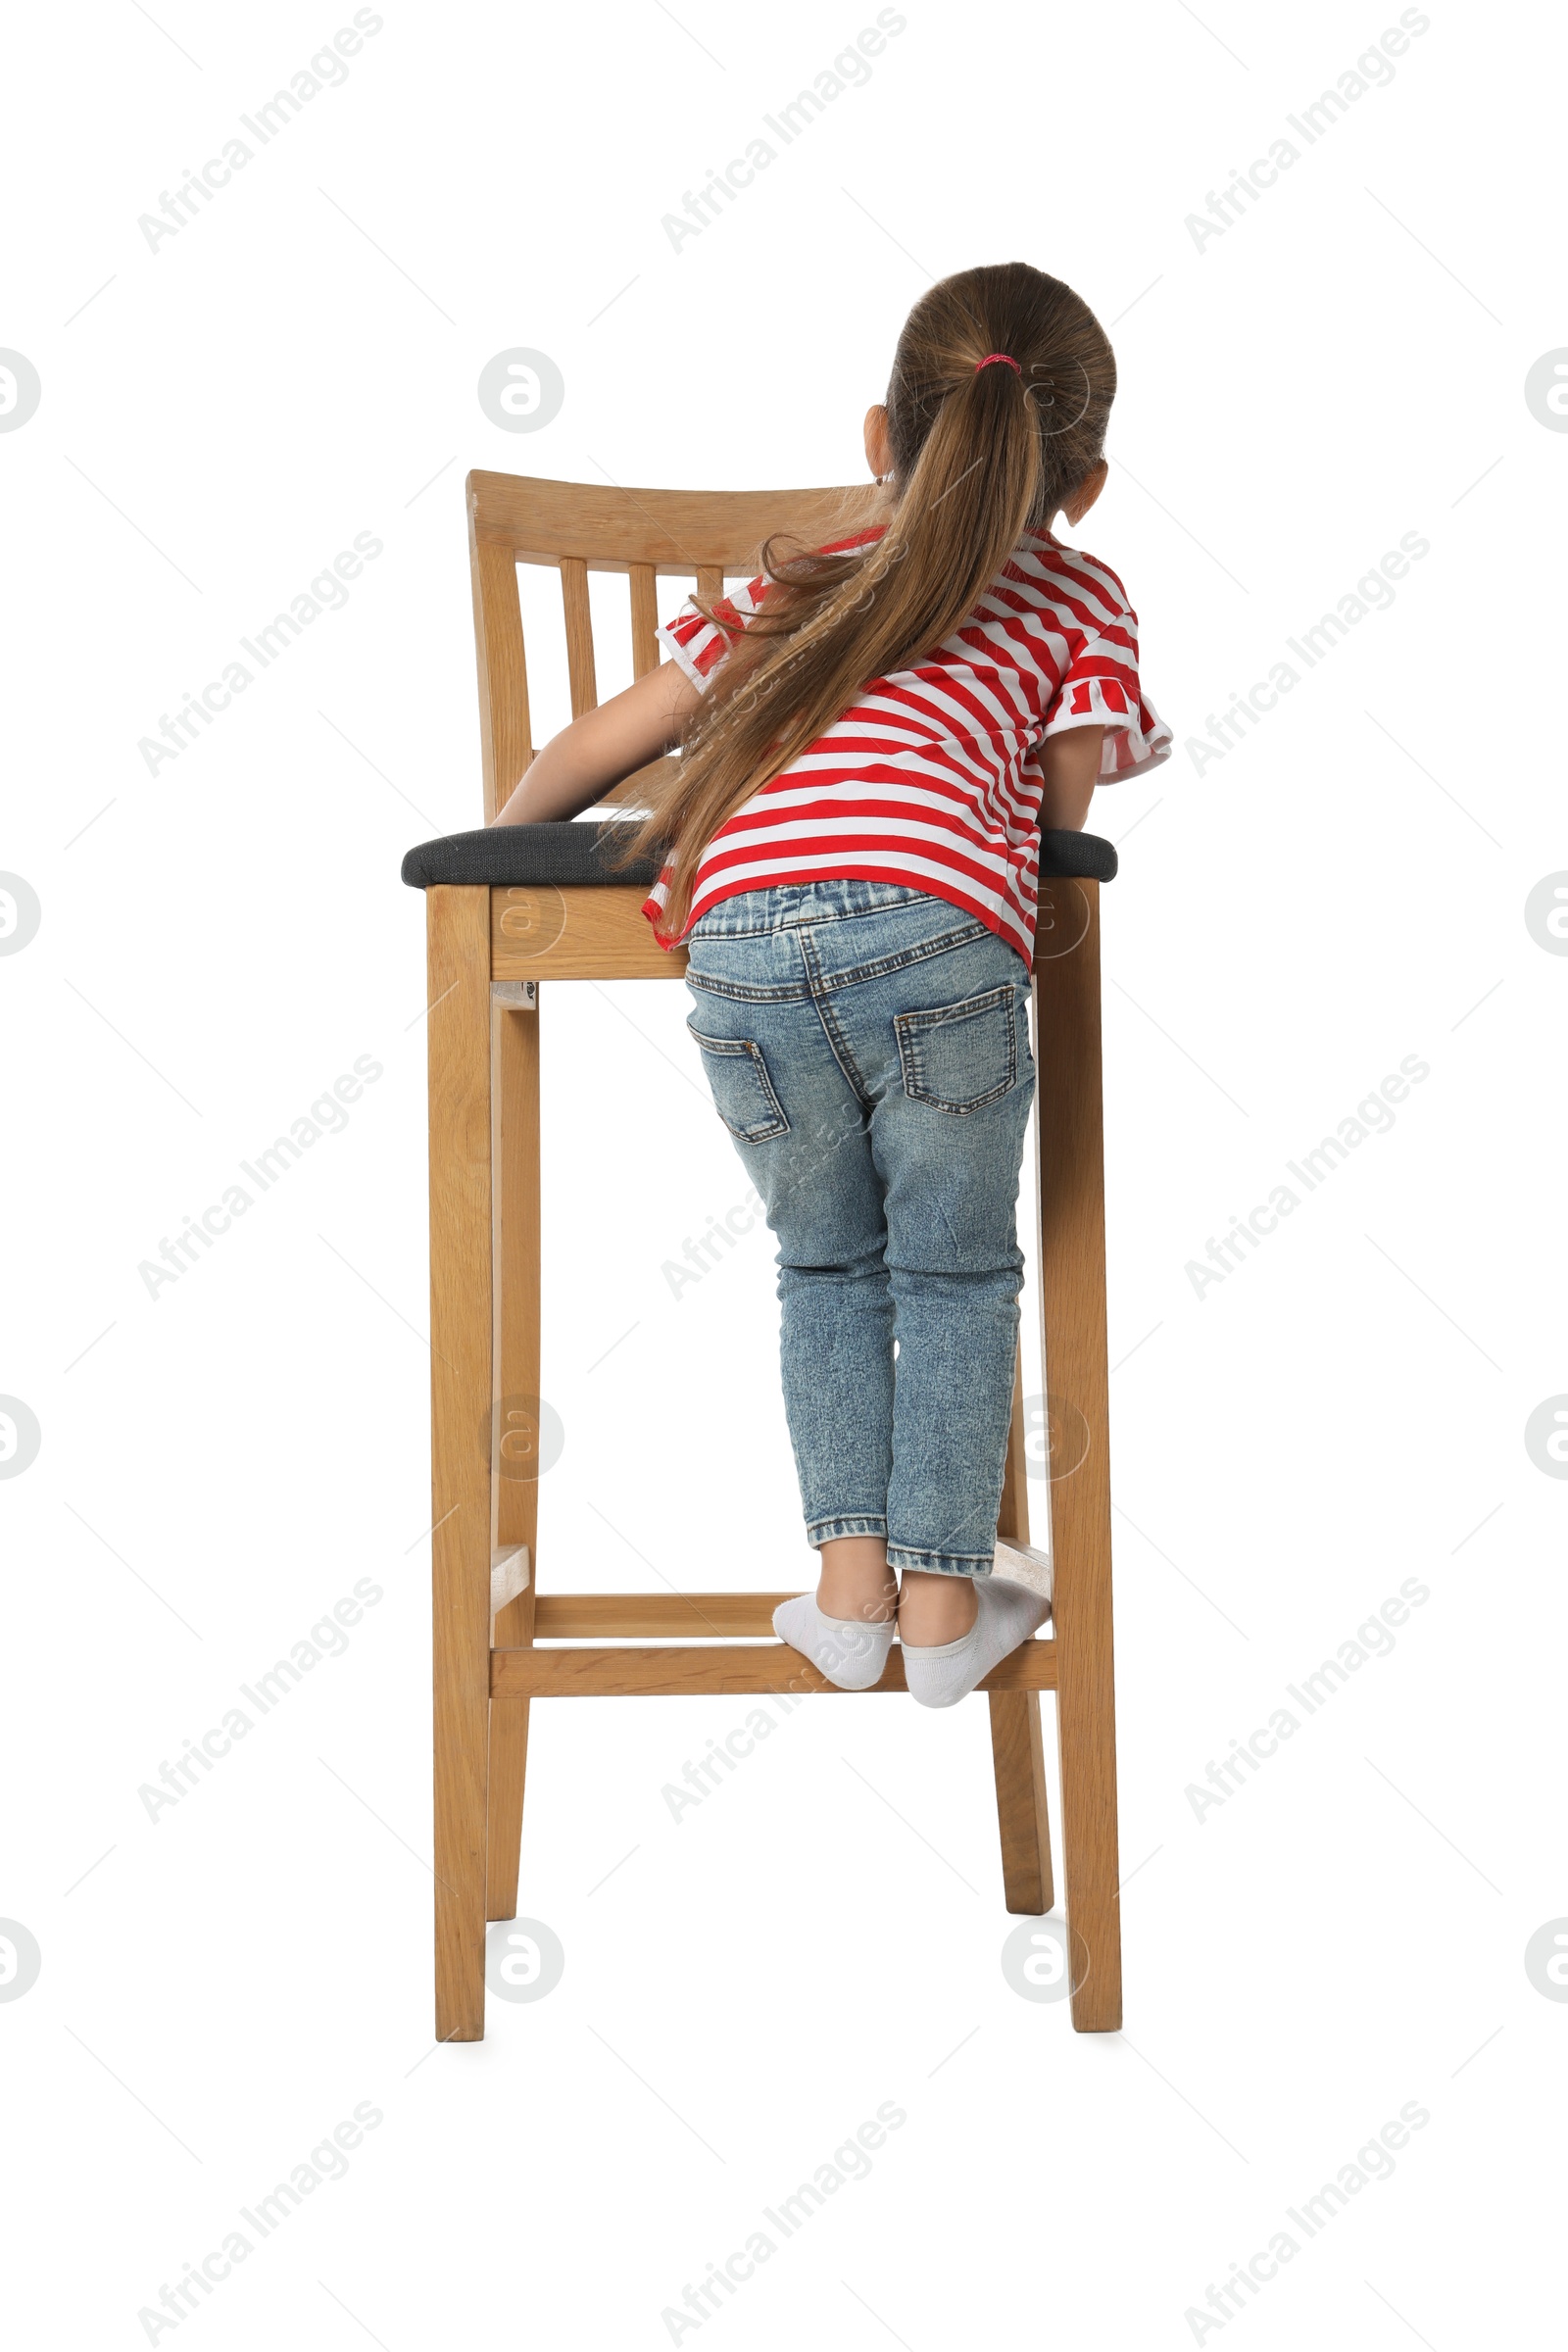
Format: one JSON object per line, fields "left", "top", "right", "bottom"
{"left": 493, "top": 261, "right": 1169, "bottom": 1704}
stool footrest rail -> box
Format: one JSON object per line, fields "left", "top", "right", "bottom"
{"left": 490, "top": 1637, "right": 1057, "bottom": 1698}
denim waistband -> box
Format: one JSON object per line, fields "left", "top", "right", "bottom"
{"left": 688, "top": 879, "right": 936, "bottom": 939}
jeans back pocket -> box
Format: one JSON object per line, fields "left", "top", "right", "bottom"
{"left": 895, "top": 983, "right": 1020, "bottom": 1114}
{"left": 688, "top": 1025, "right": 791, "bottom": 1143}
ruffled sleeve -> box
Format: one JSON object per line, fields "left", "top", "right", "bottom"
{"left": 657, "top": 573, "right": 769, "bottom": 691}
{"left": 1041, "top": 610, "right": 1173, "bottom": 782}
{"left": 656, "top": 524, "right": 885, "bottom": 692}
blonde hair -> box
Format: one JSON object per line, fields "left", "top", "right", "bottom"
{"left": 617, "top": 262, "right": 1116, "bottom": 938}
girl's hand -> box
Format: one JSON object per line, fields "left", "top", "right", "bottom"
{"left": 491, "top": 660, "right": 700, "bottom": 825}
{"left": 1029, "top": 722, "right": 1105, "bottom": 832}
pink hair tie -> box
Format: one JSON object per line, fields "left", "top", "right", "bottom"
{"left": 975, "top": 352, "right": 1021, "bottom": 373}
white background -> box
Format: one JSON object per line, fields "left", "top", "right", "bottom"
{"left": 3, "top": 1, "right": 1565, "bottom": 2344}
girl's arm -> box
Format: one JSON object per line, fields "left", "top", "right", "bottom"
{"left": 1029, "top": 722, "right": 1105, "bottom": 832}
{"left": 491, "top": 660, "right": 700, "bottom": 825}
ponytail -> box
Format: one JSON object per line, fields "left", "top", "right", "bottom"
{"left": 616, "top": 263, "right": 1116, "bottom": 940}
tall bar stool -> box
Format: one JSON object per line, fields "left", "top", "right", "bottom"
{"left": 402, "top": 469, "right": 1123, "bottom": 2041}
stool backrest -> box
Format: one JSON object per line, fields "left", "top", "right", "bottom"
{"left": 466, "top": 469, "right": 877, "bottom": 820}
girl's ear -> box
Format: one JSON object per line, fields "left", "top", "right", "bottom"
{"left": 863, "top": 404, "right": 893, "bottom": 482}
{"left": 1061, "top": 460, "right": 1109, "bottom": 527}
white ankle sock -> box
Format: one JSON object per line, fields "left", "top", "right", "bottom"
{"left": 772, "top": 1592, "right": 895, "bottom": 1691}
{"left": 902, "top": 1577, "right": 1050, "bottom": 1709}
{"left": 991, "top": 1539, "right": 1053, "bottom": 1609}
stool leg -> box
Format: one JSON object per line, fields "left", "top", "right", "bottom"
{"left": 426, "top": 887, "right": 494, "bottom": 2043}
{"left": 989, "top": 1347, "right": 1054, "bottom": 1912}
{"left": 487, "top": 994, "right": 541, "bottom": 1920}
{"left": 1033, "top": 883, "right": 1123, "bottom": 2033}
{"left": 486, "top": 1592, "right": 533, "bottom": 1919}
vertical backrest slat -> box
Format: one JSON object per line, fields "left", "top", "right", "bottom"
{"left": 560, "top": 558, "right": 598, "bottom": 717}
{"left": 466, "top": 473, "right": 879, "bottom": 821}
{"left": 468, "top": 532, "right": 533, "bottom": 825}
{"left": 629, "top": 564, "right": 660, "bottom": 678}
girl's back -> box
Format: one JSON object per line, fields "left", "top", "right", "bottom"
{"left": 646, "top": 519, "right": 1168, "bottom": 960}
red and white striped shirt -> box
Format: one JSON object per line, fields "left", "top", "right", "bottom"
{"left": 642, "top": 523, "right": 1170, "bottom": 967}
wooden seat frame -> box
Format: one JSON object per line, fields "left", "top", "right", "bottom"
{"left": 424, "top": 470, "right": 1122, "bottom": 2039}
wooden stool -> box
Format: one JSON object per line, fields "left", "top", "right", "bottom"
{"left": 402, "top": 469, "right": 1123, "bottom": 2041}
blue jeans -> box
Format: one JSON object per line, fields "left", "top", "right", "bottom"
{"left": 684, "top": 880, "right": 1036, "bottom": 1579}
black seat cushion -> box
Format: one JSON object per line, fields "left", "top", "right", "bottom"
{"left": 401, "top": 820, "right": 1116, "bottom": 890}
{"left": 402, "top": 819, "right": 663, "bottom": 890}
